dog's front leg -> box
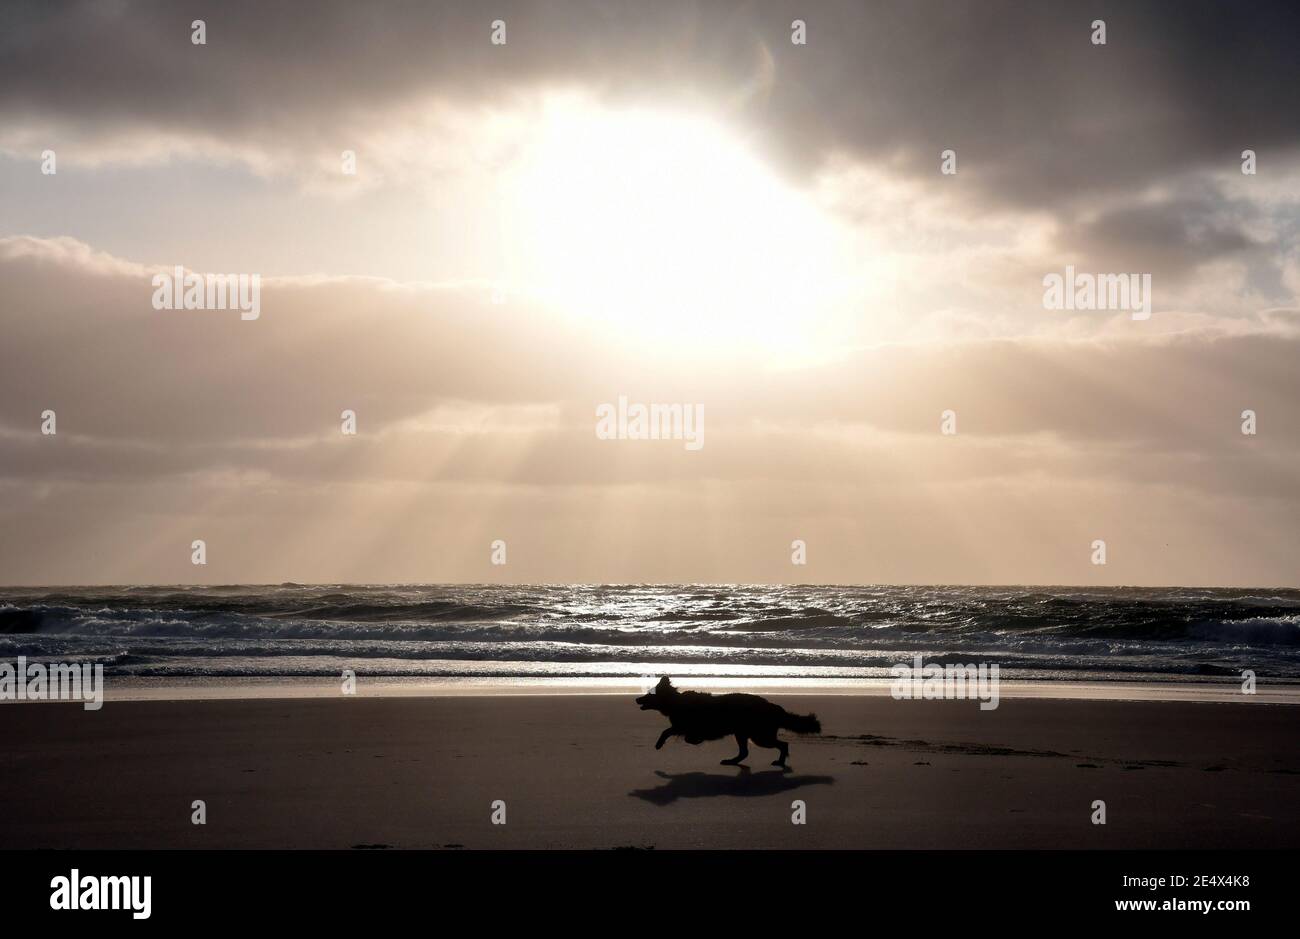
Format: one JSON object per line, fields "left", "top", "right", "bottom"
{"left": 654, "top": 727, "right": 676, "bottom": 750}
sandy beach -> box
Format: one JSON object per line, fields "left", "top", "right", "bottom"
{"left": 2, "top": 689, "right": 1296, "bottom": 850}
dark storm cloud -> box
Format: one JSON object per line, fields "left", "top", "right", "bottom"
{"left": 1068, "top": 187, "right": 1270, "bottom": 283}
{"left": 3, "top": 0, "right": 1298, "bottom": 210}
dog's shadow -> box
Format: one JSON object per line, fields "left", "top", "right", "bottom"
{"left": 629, "top": 766, "right": 834, "bottom": 806}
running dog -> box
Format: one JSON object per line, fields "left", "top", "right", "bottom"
{"left": 635, "top": 676, "right": 822, "bottom": 767}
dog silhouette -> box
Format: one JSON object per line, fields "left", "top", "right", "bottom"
{"left": 636, "top": 676, "right": 822, "bottom": 767}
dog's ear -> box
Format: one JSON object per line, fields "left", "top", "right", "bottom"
{"left": 657, "top": 676, "right": 674, "bottom": 691}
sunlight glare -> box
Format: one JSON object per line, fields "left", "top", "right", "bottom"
{"left": 500, "top": 99, "right": 864, "bottom": 357}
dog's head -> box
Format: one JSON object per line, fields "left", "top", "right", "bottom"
{"left": 635, "top": 676, "right": 677, "bottom": 712}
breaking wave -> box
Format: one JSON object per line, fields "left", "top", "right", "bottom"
{"left": 1, "top": 584, "right": 1297, "bottom": 680}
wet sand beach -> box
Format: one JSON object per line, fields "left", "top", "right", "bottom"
{"left": 2, "top": 689, "right": 1296, "bottom": 849}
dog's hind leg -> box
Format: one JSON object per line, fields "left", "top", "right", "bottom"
{"left": 720, "top": 734, "right": 749, "bottom": 765}
{"left": 753, "top": 732, "right": 789, "bottom": 767}
{"left": 772, "top": 739, "right": 789, "bottom": 767}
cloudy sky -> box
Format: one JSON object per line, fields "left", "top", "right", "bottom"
{"left": 1, "top": 0, "right": 1297, "bottom": 585}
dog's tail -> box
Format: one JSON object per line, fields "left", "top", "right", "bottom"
{"left": 779, "top": 709, "right": 822, "bottom": 735}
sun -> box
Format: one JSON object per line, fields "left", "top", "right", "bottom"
{"left": 498, "top": 97, "right": 862, "bottom": 358}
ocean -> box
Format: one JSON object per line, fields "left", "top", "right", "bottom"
{"left": 2, "top": 584, "right": 1297, "bottom": 684}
